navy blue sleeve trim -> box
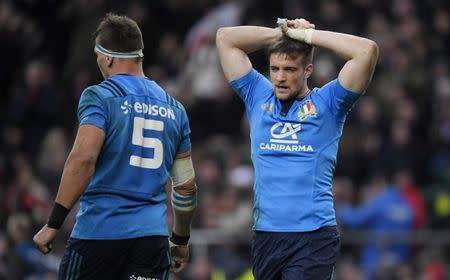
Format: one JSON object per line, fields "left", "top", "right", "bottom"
{"left": 173, "top": 99, "right": 181, "bottom": 109}
{"left": 108, "top": 79, "right": 128, "bottom": 97}
{"left": 164, "top": 92, "right": 177, "bottom": 107}
{"left": 169, "top": 96, "right": 176, "bottom": 107}
{"left": 104, "top": 80, "right": 124, "bottom": 97}
{"left": 164, "top": 93, "right": 170, "bottom": 104}
{"left": 101, "top": 81, "right": 122, "bottom": 97}
{"left": 98, "top": 84, "right": 119, "bottom": 98}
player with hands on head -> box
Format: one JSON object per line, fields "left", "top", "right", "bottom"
{"left": 216, "top": 16, "right": 378, "bottom": 280}
{"left": 33, "top": 13, "right": 197, "bottom": 279}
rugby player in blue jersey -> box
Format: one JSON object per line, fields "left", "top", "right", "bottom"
{"left": 216, "top": 18, "right": 378, "bottom": 279}
{"left": 33, "top": 14, "right": 197, "bottom": 279}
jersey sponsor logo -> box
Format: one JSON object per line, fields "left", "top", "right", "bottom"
{"left": 259, "top": 122, "right": 314, "bottom": 152}
{"left": 260, "top": 142, "right": 314, "bottom": 152}
{"left": 298, "top": 100, "right": 317, "bottom": 121}
{"left": 121, "top": 100, "right": 176, "bottom": 120}
{"left": 121, "top": 100, "right": 133, "bottom": 114}
{"left": 270, "top": 122, "right": 301, "bottom": 144}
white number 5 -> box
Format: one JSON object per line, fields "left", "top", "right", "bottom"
{"left": 130, "top": 117, "right": 164, "bottom": 169}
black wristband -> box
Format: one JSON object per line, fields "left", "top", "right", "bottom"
{"left": 170, "top": 232, "right": 190, "bottom": 245}
{"left": 47, "top": 202, "right": 70, "bottom": 229}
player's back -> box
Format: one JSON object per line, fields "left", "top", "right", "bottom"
{"left": 72, "top": 74, "right": 191, "bottom": 240}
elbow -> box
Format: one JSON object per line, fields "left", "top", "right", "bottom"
{"left": 365, "top": 40, "right": 379, "bottom": 65}
{"left": 173, "top": 178, "right": 197, "bottom": 196}
{"left": 216, "top": 27, "right": 232, "bottom": 47}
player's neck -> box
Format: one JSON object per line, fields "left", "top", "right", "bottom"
{"left": 296, "top": 86, "right": 311, "bottom": 100}
{"left": 109, "top": 64, "right": 145, "bottom": 78}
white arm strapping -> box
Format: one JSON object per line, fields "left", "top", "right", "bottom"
{"left": 170, "top": 156, "right": 195, "bottom": 187}
{"left": 170, "top": 156, "right": 197, "bottom": 211}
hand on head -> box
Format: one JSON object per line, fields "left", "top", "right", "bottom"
{"left": 288, "top": 18, "right": 315, "bottom": 30}
{"left": 277, "top": 18, "right": 316, "bottom": 44}
{"left": 277, "top": 18, "right": 315, "bottom": 33}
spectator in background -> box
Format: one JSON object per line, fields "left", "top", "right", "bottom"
{"left": 180, "top": 0, "right": 246, "bottom": 141}
{"left": 337, "top": 174, "right": 413, "bottom": 279}
{"left": 381, "top": 120, "right": 420, "bottom": 176}
{"left": 186, "top": 257, "right": 213, "bottom": 280}
{"left": 7, "top": 58, "right": 61, "bottom": 157}
{"left": 418, "top": 247, "right": 448, "bottom": 280}
{"left": 394, "top": 169, "right": 427, "bottom": 229}
{"left": 0, "top": 1, "right": 44, "bottom": 99}
{"left": 7, "top": 213, "right": 57, "bottom": 279}
{"left": 5, "top": 153, "right": 51, "bottom": 224}
{"left": 0, "top": 230, "right": 24, "bottom": 280}
{"left": 0, "top": 125, "right": 23, "bottom": 187}
{"left": 348, "top": 96, "right": 384, "bottom": 185}
{"left": 37, "top": 127, "right": 70, "bottom": 194}
{"left": 333, "top": 257, "right": 365, "bottom": 280}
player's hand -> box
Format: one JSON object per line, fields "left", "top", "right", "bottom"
{"left": 169, "top": 240, "right": 189, "bottom": 273}
{"left": 287, "top": 18, "right": 315, "bottom": 31}
{"left": 278, "top": 18, "right": 315, "bottom": 44}
{"left": 33, "top": 224, "right": 58, "bottom": 254}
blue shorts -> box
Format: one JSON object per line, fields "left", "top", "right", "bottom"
{"left": 58, "top": 236, "right": 170, "bottom": 280}
{"left": 252, "top": 226, "right": 340, "bottom": 280}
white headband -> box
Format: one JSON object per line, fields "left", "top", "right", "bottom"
{"left": 94, "top": 43, "right": 144, "bottom": 58}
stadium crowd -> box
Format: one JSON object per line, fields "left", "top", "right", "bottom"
{"left": 0, "top": 0, "right": 448, "bottom": 279}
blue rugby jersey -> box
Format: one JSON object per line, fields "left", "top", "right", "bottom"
{"left": 230, "top": 69, "right": 360, "bottom": 232}
{"left": 71, "top": 74, "right": 191, "bottom": 239}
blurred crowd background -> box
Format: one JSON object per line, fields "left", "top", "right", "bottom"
{"left": 0, "top": 0, "right": 449, "bottom": 279}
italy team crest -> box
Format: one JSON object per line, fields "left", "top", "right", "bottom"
{"left": 261, "top": 103, "right": 274, "bottom": 114}
{"left": 298, "top": 100, "right": 317, "bottom": 121}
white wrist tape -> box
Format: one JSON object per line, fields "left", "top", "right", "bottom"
{"left": 170, "top": 156, "right": 195, "bottom": 187}
{"left": 286, "top": 28, "right": 314, "bottom": 44}
{"left": 277, "top": 18, "right": 288, "bottom": 28}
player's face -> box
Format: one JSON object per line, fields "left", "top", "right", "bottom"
{"left": 269, "top": 53, "right": 307, "bottom": 101}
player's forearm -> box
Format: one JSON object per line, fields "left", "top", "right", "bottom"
{"left": 311, "top": 30, "right": 378, "bottom": 62}
{"left": 171, "top": 179, "right": 197, "bottom": 236}
{"left": 216, "top": 26, "right": 282, "bottom": 54}
{"left": 311, "top": 30, "right": 378, "bottom": 92}
{"left": 54, "top": 153, "right": 96, "bottom": 209}
{"left": 172, "top": 208, "right": 195, "bottom": 236}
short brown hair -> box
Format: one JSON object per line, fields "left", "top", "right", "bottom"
{"left": 268, "top": 35, "right": 314, "bottom": 67}
{"left": 93, "top": 13, "right": 144, "bottom": 53}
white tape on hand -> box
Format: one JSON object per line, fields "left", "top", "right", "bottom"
{"left": 286, "top": 28, "right": 314, "bottom": 44}
{"left": 277, "top": 18, "right": 288, "bottom": 28}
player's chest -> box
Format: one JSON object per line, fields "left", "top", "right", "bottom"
{"left": 252, "top": 99, "right": 323, "bottom": 139}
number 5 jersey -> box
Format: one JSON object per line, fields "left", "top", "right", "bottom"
{"left": 72, "top": 74, "right": 191, "bottom": 239}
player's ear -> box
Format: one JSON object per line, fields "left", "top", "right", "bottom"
{"left": 304, "top": 63, "right": 313, "bottom": 80}
{"left": 106, "top": 56, "right": 114, "bottom": 68}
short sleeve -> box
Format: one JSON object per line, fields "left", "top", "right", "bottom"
{"left": 176, "top": 106, "right": 192, "bottom": 154}
{"left": 77, "top": 88, "right": 108, "bottom": 131}
{"left": 315, "top": 79, "right": 361, "bottom": 117}
{"left": 229, "top": 69, "right": 272, "bottom": 111}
